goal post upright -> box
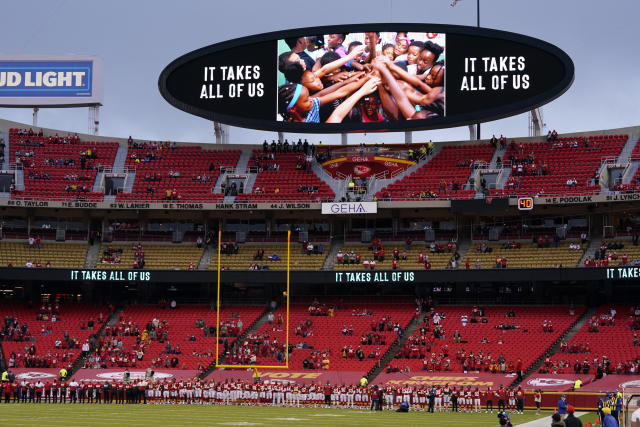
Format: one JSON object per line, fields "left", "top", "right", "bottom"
{"left": 215, "top": 230, "right": 221, "bottom": 367}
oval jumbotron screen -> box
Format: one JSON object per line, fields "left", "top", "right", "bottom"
{"left": 159, "top": 23, "right": 574, "bottom": 133}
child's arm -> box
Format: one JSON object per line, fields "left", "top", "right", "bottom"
{"left": 374, "top": 61, "right": 416, "bottom": 120}
{"left": 315, "top": 75, "right": 369, "bottom": 107}
{"left": 385, "top": 59, "right": 435, "bottom": 95}
{"left": 315, "top": 45, "right": 365, "bottom": 78}
{"left": 377, "top": 82, "right": 400, "bottom": 121}
{"left": 326, "top": 77, "right": 381, "bottom": 123}
{"left": 313, "top": 72, "right": 364, "bottom": 98}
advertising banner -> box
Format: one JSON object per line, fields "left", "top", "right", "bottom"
{"left": 207, "top": 369, "right": 364, "bottom": 386}
{"left": 321, "top": 201, "right": 377, "bottom": 215}
{"left": 523, "top": 373, "right": 593, "bottom": 392}
{"left": 0, "top": 54, "right": 102, "bottom": 106}
{"left": 72, "top": 369, "right": 200, "bottom": 382}
{"left": 371, "top": 371, "right": 516, "bottom": 389}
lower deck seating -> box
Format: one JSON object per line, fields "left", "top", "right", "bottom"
{"left": 547, "top": 305, "right": 640, "bottom": 374}
{"left": 1, "top": 303, "right": 109, "bottom": 369}
{"left": 223, "top": 302, "right": 414, "bottom": 373}
{"left": 394, "top": 305, "right": 584, "bottom": 375}
{"left": 92, "top": 305, "right": 265, "bottom": 370}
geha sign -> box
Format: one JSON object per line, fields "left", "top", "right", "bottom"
{"left": 159, "top": 23, "right": 573, "bottom": 133}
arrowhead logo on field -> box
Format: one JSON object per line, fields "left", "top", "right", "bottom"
{"left": 527, "top": 378, "right": 575, "bottom": 387}
{"left": 353, "top": 165, "right": 372, "bottom": 176}
{"left": 620, "top": 380, "right": 640, "bottom": 389}
{"left": 16, "top": 371, "right": 56, "bottom": 380}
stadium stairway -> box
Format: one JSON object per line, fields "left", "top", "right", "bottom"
{"left": 0, "top": 131, "right": 8, "bottom": 169}
{"left": 511, "top": 306, "right": 595, "bottom": 388}
{"left": 578, "top": 235, "right": 603, "bottom": 267}
{"left": 454, "top": 239, "right": 472, "bottom": 268}
{"left": 84, "top": 240, "right": 102, "bottom": 268}
{"left": 111, "top": 144, "right": 128, "bottom": 173}
{"left": 199, "top": 305, "right": 270, "bottom": 379}
{"left": 621, "top": 160, "right": 640, "bottom": 185}
{"left": 68, "top": 304, "right": 124, "bottom": 378}
{"left": 494, "top": 167, "right": 512, "bottom": 190}
{"left": 488, "top": 144, "right": 506, "bottom": 169}
{"left": 91, "top": 171, "right": 105, "bottom": 193}
{"left": 615, "top": 130, "right": 640, "bottom": 163}
{"left": 123, "top": 171, "right": 136, "bottom": 193}
{"left": 15, "top": 168, "right": 24, "bottom": 191}
{"left": 212, "top": 171, "right": 228, "bottom": 193}
{"left": 243, "top": 172, "right": 257, "bottom": 194}
{"left": 310, "top": 159, "right": 343, "bottom": 201}
{"left": 0, "top": 337, "right": 6, "bottom": 371}
{"left": 234, "top": 150, "right": 252, "bottom": 174}
{"left": 322, "top": 239, "right": 344, "bottom": 270}
{"left": 365, "top": 313, "right": 422, "bottom": 381}
{"left": 197, "top": 244, "right": 216, "bottom": 270}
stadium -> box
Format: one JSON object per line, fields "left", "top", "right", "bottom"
{"left": 0, "top": 2, "right": 639, "bottom": 427}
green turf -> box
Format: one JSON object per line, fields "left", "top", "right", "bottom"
{"left": 0, "top": 404, "right": 579, "bottom": 426}
{"left": 579, "top": 411, "right": 599, "bottom": 424}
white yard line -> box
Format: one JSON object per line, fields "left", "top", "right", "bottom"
{"left": 516, "top": 412, "right": 586, "bottom": 427}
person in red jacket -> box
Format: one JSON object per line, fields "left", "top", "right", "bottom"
{"left": 323, "top": 382, "right": 333, "bottom": 407}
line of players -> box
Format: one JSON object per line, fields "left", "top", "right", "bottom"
{"left": 1, "top": 378, "right": 526, "bottom": 413}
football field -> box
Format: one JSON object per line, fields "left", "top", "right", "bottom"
{"left": 0, "top": 404, "right": 598, "bottom": 426}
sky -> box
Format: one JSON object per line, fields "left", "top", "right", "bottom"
{"left": 0, "top": 0, "right": 638, "bottom": 145}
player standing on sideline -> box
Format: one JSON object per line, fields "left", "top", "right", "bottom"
{"left": 346, "top": 384, "right": 355, "bottom": 408}
{"left": 51, "top": 378, "right": 59, "bottom": 404}
{"left": 384, "top": 384, "right": 394, "bottom": 410}
{"left": 443, "top": 383, "right": 451, "bottom": 411}
{"left": 515, "top": 386, "right": 524, "bottom": 414}
{"left": 497, "top": 385, "right": 507, "bottom": 413}
{"left": 323, "top": 381, "right": 332, "bottom": 407}
{"left": 451, "top": 386, "right": 458, "bottom": 412}
{"left": 417, "top": 386, "right": 427, "bottom": 411}
{"left": 474, "top": 387, "right": 482, "bottom": 413}
{"left": 507, "top": 387, "right": 516, "bottom": 413}
{"left": 465, "top": 386, "right": 473, "bottom": 412}
{"left": 68, "top": 378, "right": 77, "bottom": 403}
{"left": 435, "top": 385, "right": 443, "bottom": 411}
{"left": 457, "top": 386, "right": 465, "bottom": 412}
{"left": 427, "top": 385, "right": 435, "bottom": 413}
{"left": 60, "top": 377, "right": 67, "bottom": 403}
{"left": 485, "top": 386, "right": 494, "bottom": 413}
{"left": 534, "top": 389, "right": 542, "bottom": 415}
{"left": 402, "top": 384, "right": 412, "bottom": 406}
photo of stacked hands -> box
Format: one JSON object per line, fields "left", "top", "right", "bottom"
{"left": 277, "top": 32, "right": 445, "bottom": 124}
